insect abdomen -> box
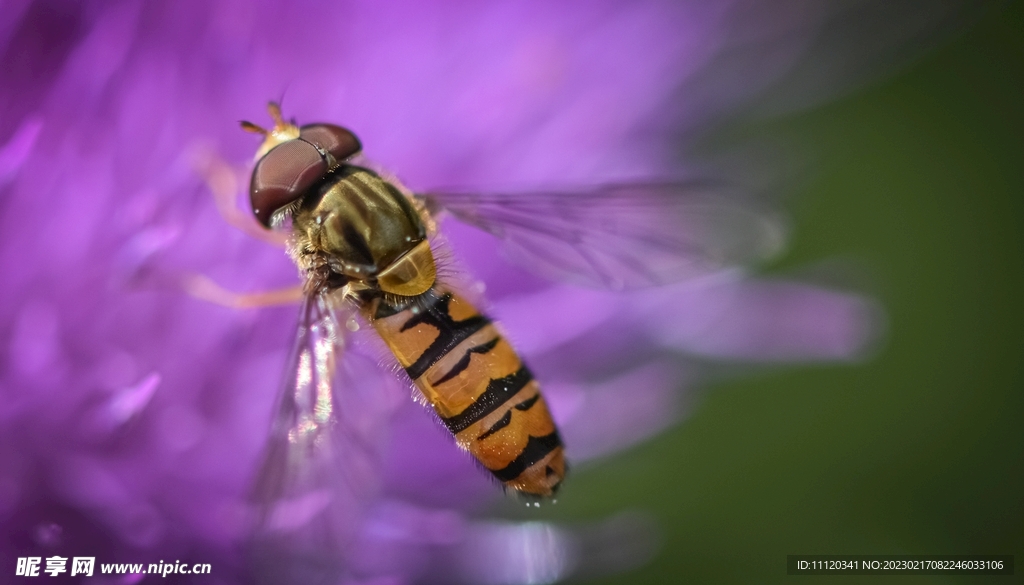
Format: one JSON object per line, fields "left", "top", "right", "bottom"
{"left": 367, "top": 289, "right": 565, "bottom": 497}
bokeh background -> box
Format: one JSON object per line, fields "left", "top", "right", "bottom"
{"left": 0, "top": 1, "right": 1021, "bottom": 583}
{"left": 520, "top": 4, "right": 1024, "bottom": 584}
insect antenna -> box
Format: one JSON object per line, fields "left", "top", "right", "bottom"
{"left": 267, "top": 101, "right": 287, "bottom": 128}
{"left": 239, "top": 120, "right": 268, "bottom": 134}
{"left": 239, "top": 101, "right": 293, "bottom": 136}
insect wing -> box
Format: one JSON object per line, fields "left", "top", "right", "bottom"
{"left": 423, "top": 182, "right": 786, "bottom": 289}
{"left": 246, "top": 291, "right": 377, "bottom": 584}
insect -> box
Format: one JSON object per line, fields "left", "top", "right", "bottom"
{"left": 242, "top": 102, "right": 568, "bottom": 499}
{"left": 225, "top": 103, "right": 782, "bottom": 524}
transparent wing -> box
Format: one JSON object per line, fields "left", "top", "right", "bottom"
{"left": 246, "top": 289, "right": 380, "bottom": 585}
{"left": 422, "top": 182, "right": 786, "bottom": 289}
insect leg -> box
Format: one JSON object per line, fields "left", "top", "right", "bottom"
{"left": 181, "top": 273, "right": 303, "bottom": 309}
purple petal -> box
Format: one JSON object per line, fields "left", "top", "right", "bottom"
{"left": 642, "top": 275, "right": 884, "bottom": 361}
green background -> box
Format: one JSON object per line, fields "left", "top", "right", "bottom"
{"left": 501, "top": 4, "right": 1023, "bottom": 584}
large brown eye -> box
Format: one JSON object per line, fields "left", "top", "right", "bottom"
{"left": 300, "top": 123, "right": 361, "bottom": 162}
{"left": 250, "top": 139, "right": 327, "bottom": 227}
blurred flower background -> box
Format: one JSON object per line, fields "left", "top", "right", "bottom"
{"left": 1, "top": 0, "right": 1021, "bottom": 583}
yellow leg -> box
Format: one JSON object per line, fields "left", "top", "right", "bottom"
{"left": 191, "top": 146, "right": 288, "bottom": 247}
{"left": 182, "top": 274, "right": 303, "bottom": 309}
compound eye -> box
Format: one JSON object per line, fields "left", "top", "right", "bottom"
{"left": 250, "top": 139, "right": 327, "bottom": 227}
{"left": 300, "top": 123, "right": 361, "bottom": 162}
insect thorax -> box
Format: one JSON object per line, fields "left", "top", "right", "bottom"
{"left": 289, "top": 166, "right": 436, "bottom": 296}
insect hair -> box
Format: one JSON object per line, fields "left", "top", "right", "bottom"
{"left": 269, "top": 200, "right": 300, "bottom": 230}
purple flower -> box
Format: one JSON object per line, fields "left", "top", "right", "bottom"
{"left": 0, "top": 0, "right": 947, "bottom": 582}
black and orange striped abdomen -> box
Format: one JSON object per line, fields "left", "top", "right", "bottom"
{"left": 366, "top": 289, "right": 565, "bottom": 497}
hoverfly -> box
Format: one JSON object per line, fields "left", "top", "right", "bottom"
{"left": 224, "top": 102, "right": 781, "bottom": 574}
